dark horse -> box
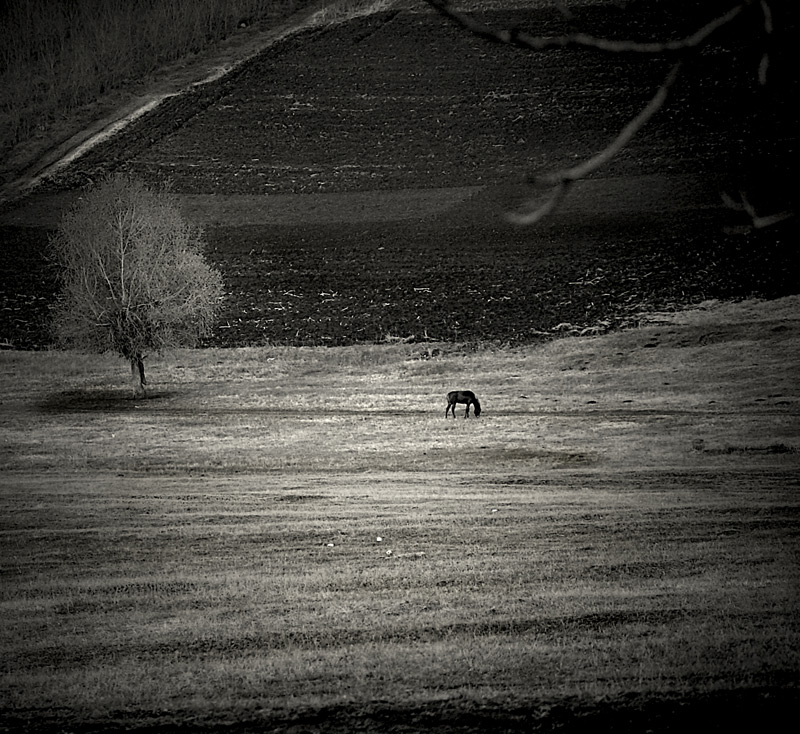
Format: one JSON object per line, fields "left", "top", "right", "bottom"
{"left": 445, "top": 390, "right": 482, "bottom": 418}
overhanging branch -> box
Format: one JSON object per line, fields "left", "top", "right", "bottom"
{"left": 509, "top": 61, "right": 682, "bottom": 225}
{"left": 421, "top": 0, "right": 784, "bottom": 226}
{"left": 423, "top": 0, "right": 754, "bottom": 54}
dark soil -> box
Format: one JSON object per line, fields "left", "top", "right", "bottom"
{"left": 203, "top": 207, "right": 796, "bottom": 347}
{"left": 1, "top": 201, "right": 794, "bottom": 349}
{"left": 0, "top": 3, "right": 797, "bottom": 349}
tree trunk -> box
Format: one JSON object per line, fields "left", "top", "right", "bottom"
{"left": 131, "top": 355, "right": 147, "bottom": 398}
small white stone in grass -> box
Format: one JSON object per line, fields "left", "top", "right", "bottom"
{"left": 491, "top": 508, "right": 498, "bottom": 513}
{"left": 376, "top": 536, "right": 383, "bottom": 542}
{"left": 326, "top": 543, "right": 334, "bottom": 547}
{"left": 385, "top": 549, "right": 393, "bottom": 556}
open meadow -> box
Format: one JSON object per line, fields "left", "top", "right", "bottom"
{"left": 1, "top": 1, "right": 798, "bottom": 730}
{"left": 2, "top": 297, "right": 799, "bottom": 731}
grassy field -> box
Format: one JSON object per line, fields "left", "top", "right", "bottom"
{"left": 2, "top": 1, "right": 797, "bottom": 729}
{"left": 2, "top": 297, "right": 799, "bottom": 731}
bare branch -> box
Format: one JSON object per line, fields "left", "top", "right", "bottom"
{"left": 758, "top": 1, "right": 773, "bottom": 85}
{"left": 761, "top": 0, "right": 774, "bottom": 34}
{"left": 424, "top": 0, "right": 753, "bottom": 54}
{"left": 508, "top": 62, "right": 682, "bottom": 226}
{"left": 422, "top": 1, "right": 786, "bottom": 226}
{"left": 722, "top": 191, "right": 795, "bottom": 231}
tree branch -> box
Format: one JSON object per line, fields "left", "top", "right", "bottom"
{"left": 722, "top": 191, "right": 794, "bottom": 231}
{"left": 422, "top": 1, "right": 783, "bottom": 226}
{"left": 509, "top": 61, "right": 682, "bottom": 225}
{"left": 423, "top": 0, "right": 753, "bottom": 54}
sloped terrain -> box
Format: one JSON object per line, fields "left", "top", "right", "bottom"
{"left": 0, "top": 2, "right": 797, "bottom": 348}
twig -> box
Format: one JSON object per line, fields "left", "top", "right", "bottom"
{"left": 423, "top": 0, "right": 784, "bottom": 226}
{"left": 423, "top": 0, "right": 753, "bottom": 54}
{"left": 509, "top": 62, "right": 682, "bottom": 225}
{"left": 758, "top": 0, "right": 773, "bottom": 85}
{"left": 721, "top": 191, "right": 794, "bottom": 230}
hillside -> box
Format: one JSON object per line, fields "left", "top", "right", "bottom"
{"left": 1, "top": 0, "right": 796, "bottom": 349}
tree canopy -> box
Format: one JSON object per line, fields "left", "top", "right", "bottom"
{"left": 49, "top": 175, "right": 224, "bottom": 396}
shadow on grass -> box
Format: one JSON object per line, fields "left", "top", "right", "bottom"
{"left": 4, "top": 687, "right": 797, "bottom": 733}
{"left": 39, "top": 388, "right": 181, "bottom": 413}
{"left": 703, "top": 444, "right": 798, "bottom": 455}
{"left": 284, "top": 687, "right": 799, "bottom": 734}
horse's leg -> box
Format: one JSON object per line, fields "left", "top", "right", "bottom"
{"left": 464, "top": 402, "right": 470, "bottom": 418}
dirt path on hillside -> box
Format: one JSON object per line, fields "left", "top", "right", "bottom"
{"left": 0, "top": 0, "right": 334, "bottom": 205}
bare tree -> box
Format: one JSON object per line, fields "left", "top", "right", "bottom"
{"left": 424, "top": 0, "right": 794, "bottom": 228}
{"left": 49, "top": 175, "right": 224, "bottom": 397}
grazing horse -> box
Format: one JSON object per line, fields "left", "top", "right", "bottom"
{"left": 445, "top": 390, "right": 481, "bottom": 418}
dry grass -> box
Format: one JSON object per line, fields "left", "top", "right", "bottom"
{"left": 2, "top": 298, "right": 798, "bottom": 474}
{"left": 3, "top": 471, "right": 798, "bottom": 720}
{"left": 1, "top": 297, "right": 799, "bottom": 730}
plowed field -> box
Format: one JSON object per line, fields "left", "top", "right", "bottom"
{"left": 0, "top": 2, "right": 796, "bottom": 349}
